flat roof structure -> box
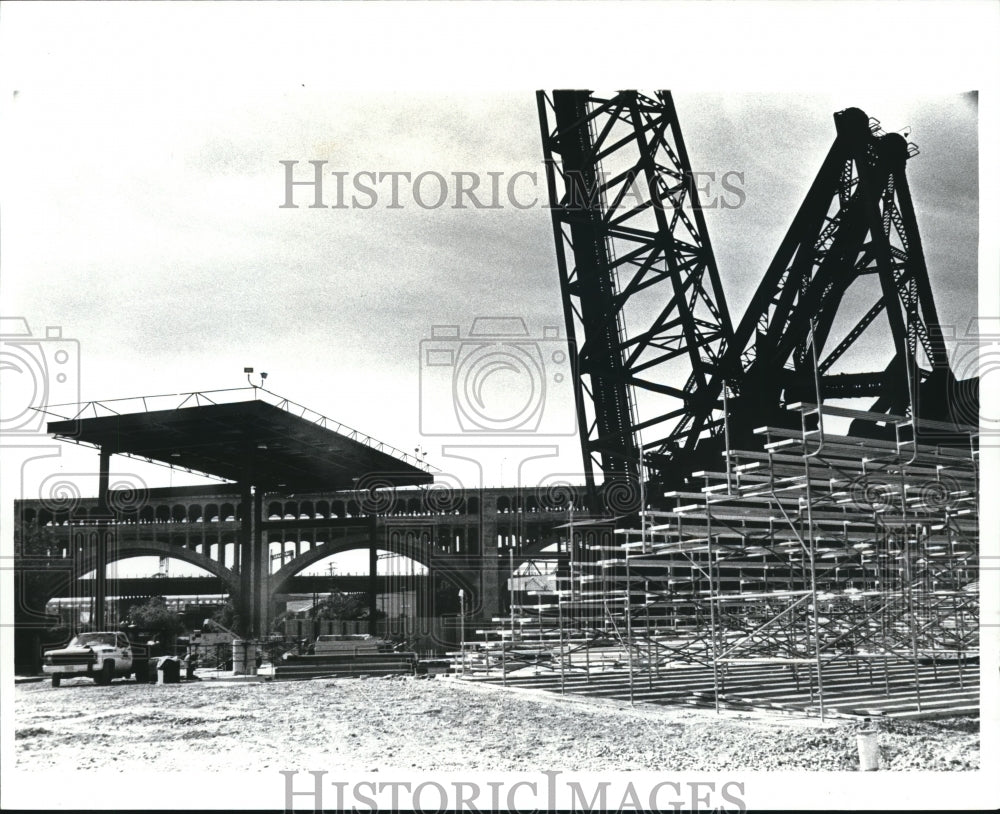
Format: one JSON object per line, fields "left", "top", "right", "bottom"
{"left": 47, "top": 398, "right": 432, "bottom": 491}
{"left": 41, "top": 388, "right": 431, "bottom": 638}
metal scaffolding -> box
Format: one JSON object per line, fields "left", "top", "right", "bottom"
{"left": 457, "top": 404, "right": 978, "bottom": 719}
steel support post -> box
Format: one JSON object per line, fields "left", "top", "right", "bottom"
{"left": 558, "top": 593, "right": 565, "bottom": 695}
{"left": 93, "top": 446, "right": 113, "bottom": 630}
{"left": 803, "top": 454, "right": 825, "bottom": 720}
{"left": 626, "top": 550, "right": 634, "bottom": 707}
{"left": 706, "top": 504, "right": 720, "bottom": 714}
{"left": 369, "top": 516, "right": 378, "bottom": 637}
{"left": 238, "top": 482, "right": 254, "bottom": 640}
{"left": 252, "top": 487, "right": 265, "bottom": 640}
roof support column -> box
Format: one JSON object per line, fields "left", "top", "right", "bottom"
{"left": 237, "top": 483, "right": 266, "bottom": 648}
{"left": 368, "top": 515, "right": 378, "bottom": 636}
{"left": 252, "top": 487, "right": 265, "bottom": 640}
{"left": 478, "top": 490, "right": 501, "bottom": 625}
{"left": 93, "top": 446, "right": 113, "bottom": 630}
{"left": 237, "top": 482, "right": 253, "bottom": 640}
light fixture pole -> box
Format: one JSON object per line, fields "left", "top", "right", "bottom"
{"left": 244, "top": 367, "right": 269, "bottom": 393}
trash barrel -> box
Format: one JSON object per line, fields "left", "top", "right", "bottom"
{"left": 857, "top": 718, "right": 880, "bottom": 771}
{"left": 132, "top": 658, "right": 150, "bottom": 684}
{"left": 157, "top": 657, "right": 181, "bottom": 684}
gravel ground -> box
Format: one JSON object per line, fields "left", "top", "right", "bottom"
{"left": 15, "top": 674, "right": 978, "bottom": 772}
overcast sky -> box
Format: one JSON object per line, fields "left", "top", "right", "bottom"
{"left": 0, "top": 3, "right": 985, "bottom": 571}
{"left": 1, "top": 27, "right": 979, "bottom": 486}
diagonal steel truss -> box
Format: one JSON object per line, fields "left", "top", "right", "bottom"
{"left": 701, "top": 107, "right": 962, "bottom": 455}
{"left": 537, "top": 90, "right": 734, "bottom": 491}
{"left": 539, "top": 94, "right": 971, "bottom": 492}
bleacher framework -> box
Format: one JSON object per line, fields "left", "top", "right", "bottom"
{"left": 457, "top": 403, "right": 979, "bottom": 719}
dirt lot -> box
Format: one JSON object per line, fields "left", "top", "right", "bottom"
{"left": 15, "top": 674, "right": 978, "bottom": 772}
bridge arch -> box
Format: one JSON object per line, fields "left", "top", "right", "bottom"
{"left": 41, "top": 538, "right": 240, "bottom": 608}
{"left": 268, "top": 532, "right": 479, "bottom": 608}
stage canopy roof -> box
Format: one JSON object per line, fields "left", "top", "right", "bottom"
{"left": 46, "top": 398, "right": 433, "bottom": 492}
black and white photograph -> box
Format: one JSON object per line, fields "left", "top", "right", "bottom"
{"left": 1, "top": 2, "right": 997, "bottom": 811}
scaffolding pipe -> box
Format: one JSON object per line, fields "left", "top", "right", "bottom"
{"left": 803, "top": 454, "right": 826, "bottom": 720}
{"left": 558, "top": 591, "right": 566, "bottom": 695}
{"left": 626, "top": 550, "right": 634, "bottom": 707}
{"left": 706, "top": 503, "right": 721, "bottom": 714}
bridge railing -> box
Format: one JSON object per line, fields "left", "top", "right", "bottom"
{"left": 17, "top": 489, "right": 611, "bottom": 530}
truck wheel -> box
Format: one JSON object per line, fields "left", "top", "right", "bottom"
{"left": 51, "top": 674, "right": 61, "bottom": 688}
{"left": 134, "top": 662, "right": 149, "bottom": 683}
{"left": 95, "top": 661, "right": 114, "bottom": 686}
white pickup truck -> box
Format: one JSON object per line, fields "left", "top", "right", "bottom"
{"left": 42, "top": 632, "right": 148, "bottom": 686}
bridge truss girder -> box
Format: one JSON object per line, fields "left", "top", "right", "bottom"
{"left": 703, "top": 107, "right": 963, "bottom": 454}
{"left": 537, "top": 90, "right": 734, "bottom": 493}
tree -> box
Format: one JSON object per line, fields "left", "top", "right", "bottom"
{"left": 124, "top": 596, "right": 184, "bottom": 641}
{"left": 13, "top": 523, "right": 69, "bottom": 672}
{"left": 312, "top": 592, "right": 367, "bottom": 621}
{"left": 308, "top": 592, "right": 386, "bottom": 622}
{"left": 13, "top": 522, "right": 65, "bottom": 623}
{"left": 211, "top": 600, "right": 240, "bottom": 632}
{"left": 434, "top": 574, "right": 461, "bottom": 614}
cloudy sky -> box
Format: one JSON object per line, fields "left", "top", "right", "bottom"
{"left": 0, "top": 4, "right": 989, "bottom": 570}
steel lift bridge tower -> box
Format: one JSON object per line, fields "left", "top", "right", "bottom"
{"left": 537, "top": 90, "right": 734, "bottom": 498}
{"left": 538, "top": 91, "right": 974, "bottom": 501}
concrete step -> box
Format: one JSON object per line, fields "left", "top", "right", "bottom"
{"left": 273, "top": 652, "right": 417, "bottom": 680}
{"left": 280, "top": 652, "right": 416, "bottom": 666}
{"left": 462, "top": 659, "right": 979, "bottom": 719}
